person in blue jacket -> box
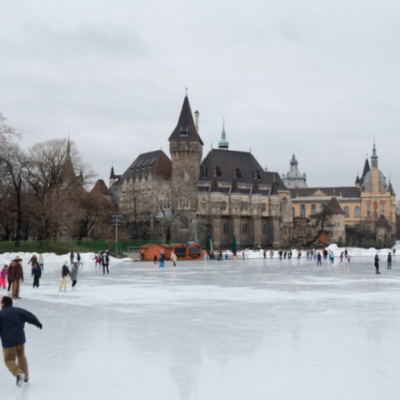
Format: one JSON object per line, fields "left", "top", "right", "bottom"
{"left": 31, "top": 264, "right": 42, "bottom": 288}
{"left": 159, "top": 252, "right": 166, "bottom": 267}
{"left": 0, "top": 296, "right": 42, "bottom": 387}
{"left": 316, "top": 252, "right": 322, "bottom": 266}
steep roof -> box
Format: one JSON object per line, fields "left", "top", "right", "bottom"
{"left": 376, "top": 214, "right": 390, "bottom": 229}
{"left": 289, "top": 187, "right": 361, "bottom": 199}
{"left": 112, "top": 150, "right": 172, "bottom": 187}
{"left": 362, "top": 159, "right": 370, "bottom": 179}
{"left": 251, "top": 176, "right": 260, "bottom": 194}
{"left": 210, "top": 176, "right": 220, "bottom": 192}
{"left": 168, "top": 96, "right": 204, "bottom": 145}
{"left": 388, "top": 183, "right": 396, "bottom": 196}
{"left": 198, "top": 149, "right": 287, "bottom": 189}
{"left": 230, "top": 177, "right": 240, "bottom": 194}
{"left": 355, "top": 175, "right": 360, "bottom": 184}
{"left": 60, "top": 155, "right": 75, "bottom": 180}
{"left": 269, "top": 180, "right": 279, "bottom": 195}
{"left": 327, "top": 197, "right": 345, "bottom": 214}
{"left": 91, "top": 179, "right": 112, "bottom": 196}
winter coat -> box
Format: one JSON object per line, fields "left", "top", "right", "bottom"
{"left": 0, "top": 267, "right": 7, "bottom": 279}
{"left": 388, "top": 255, "right": 392, "bottom": 263}
{"left": 38, "top": 255, "right": 44, "bottom": 264}
{"left": 317, "top": 254, "right": 322, "bottom": 261}
{"left": 70, "top": 251, "right": 74, "bottom": 260}
{"left": 102, "top": 254, "right": 109, "bottom": 265}
{"left": 374, "top": 256, "right": 379, "bottom": 267}
{"left": 159, "top": 253, "right": 165, "bottom": 262}
{"left": 70, "top": 265, "right": 79, "bottom": 281}
{"left": 28, "top": 256, "right": 37, "bottom": 266}
{"left": 7, "top": 264, "right": 14, "bottom": 281}
{"left": 11, "top": 263, "right": 24, "bottom": 281}
{"left": 61, "top": 265, "right": 71, "bottom": 278}
{"left": 32, "top": 267, "right": 42, "bottom": 278}
{"left": 77, "top": 254, "right": 81, "bottom": 261}
{"left": 0, "top": 304, "right": 41, "bottom": 348}
{"left": 171, "top": 253, "right": 177, "bottom": 262}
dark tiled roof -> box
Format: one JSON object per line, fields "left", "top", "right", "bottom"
{"left": 210, "top": 176, "right": 220, "bottom": 192}
{"left": 168, "top": 96, "right": 204, "bottom": 145}
{"left": 251, "top": 177, "right": 260, "bottom": 194}
{"left": 110, "top": 167, "right": 115, "bottom": 179}
{"left": 362, "top": 159, "right": 370, "bottom": 179}
{"left": 376, "top": 214, "right": 390, "bottom": 229}
{"left": 112, "top": 150, "right": 172, "bottom": 187}
{"left": 355, "top": 175, "right": 360, "bottom": 184}
{"left": 91, "top": 179, "right": 112, "bottom": 196}
{"left": 388, "top": 183, "right": 396, "bottom": 196}
{"left": 199, "top": 149, "right": 287, "bottom": 190}
{"left": 230, "top": 177, "right": 240, "bottom": 194}
{"left": 328, "top": 197, "right": 345, "bottom": 214}
{"left": 289, "top": 187, "right": 361, "bottom": 198}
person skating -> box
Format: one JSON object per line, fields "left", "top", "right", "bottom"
{"left": 0, "top": 296, "right": 42, "bottom": 387}
{"left": 330, "top": 252, "right": 334, "bottom": 264}
{"left": 393, "top": 248, "right": 396, "bottom": 257}
{"left": 298, "top": 251, "right": 301, "bottom": 260}
{"left": 38, "top": 254, "right": 44, "bottom": 271}
{"left": 375, "top": 254, "right": 380, "bottom": 274}
{"left": 7, "top": 262, "right": 14, "bottom": 295}
{"left": 27, "top": 255, "right": 37, "bottom": 268}
{"left": 269, "top": 250, "right": 274, "bottom": 259}
{"left": 31, "top": 264, "right": 41, "bottom": 288}
{"left": 387, "top": 252, "right": 392, "bottom": 270}
{"left": 71, "top": 262, "right": 80, "bottom": 291}
{"left": 279, "top": 250, "right": 283, "bottom": 260}
{"left": 159, "top": 252, "right": 165, "bottom": 267}
{"left": 77, "top": 252, "right": 83, "bottom": 266}
{"left": 171, "top": 252, "right": 177, "bottom": 267}
{"left": 288, "top": 250, "right": 292, "bottom": 259}
{"left": 59, "top": 261, "right": 71, "bottom": 291}
{"left": 93, "top": 254, "right": 100, "bottom": 266}
{"left": 70, "top": 250, "right": 75, "bottom": 264}
{"left": 344, "top": 249, "right": 348, "bottom": 259}
{"left": 284, "top": 251, "right": 287, "bottom": 259}
{"left": 0, "top": 265, "right": 8, "bottom": 289}
{"left": 11, "top": 259, "right": 24, "bottom": 300}
{"left": 263, "top": 249, "right": 266, "bottom": 259}
{"left": 317, "top": 252, "right": 322, "bottom": 266}
{"left": 340, "top": 252, "right": 344, "bottom": 263}
{"left": 153, "top": 253, "right": 158, "bottom": 264}
{"left": 102, "top": 252, "right": 109, "bottom": 275}
{"left": 323, "top": 249, "right": 328, "bottom": 260}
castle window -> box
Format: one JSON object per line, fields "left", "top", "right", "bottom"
{"left": 216, "top": 166, "right": 222, "bottom": 177}
{"left": 292, "top": 207, "right": 295, "bottom": 218}
{"left": 381, "top": 203, "right": 385, "bottom": 216}
{"left": 256, "top": 169, "right": 261, "bottom": 179}
{"left": 180, "top": 127, "right": 188, "bottom": 136}
{"left": 201, "top": 201, "right": 206, "bottom": 210}
{"left": 242, "top": 224, "right": 249, "bottom": 234}
{"left": 221, "top": 201, "right": 227, "bottom": 211}
{"left": 241, "top": 202, "right": 249, "bottom": 212}
{"left": 355, "top": 206, "right": 360, "bottom": 217}
{"left": 236, "top": 168, "right": 241, "bottom": 179}
{"left": 223, "top": 223, "right": 229, "bottom": 234}
{"left": 262, "top": 203, "right": 266, "bottom": 212}
{"left": 283, "top": 227, "right": 287, "bottom": 235}
{"left": 311, "top": 204, "right": 316, "bottom": 215}
{"left": 263, "top": 224, "right": 268, "bottom": 234}
{"left": 179, "top": 197, "right": 189, "bottom": 209}
{"left": 300, "top": 204, "right": 306, "bottom": 218}
{"left": 367, "top": 203, "right": 370, "bottom": 217}
{"left": 344, "top": 206, "right": 349, "bottom": 218}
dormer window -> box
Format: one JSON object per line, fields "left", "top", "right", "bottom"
{"left": 236, "top": 168, "right": 241, "bottom": 179}
{"left": 142, "top": 165, "right": 145, "bottom": 169}
{"left": 180, "top": 127, "right": 188, "bottom": 136}
{"left": 256, "top": 169, "right": 261, "bottom": 180}
{"left": 216, "top": 166, "right": 221, "bottom": 177}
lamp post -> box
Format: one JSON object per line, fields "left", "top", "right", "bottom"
{"left": 111, "top": 212, "right": 123, "bottom": 252}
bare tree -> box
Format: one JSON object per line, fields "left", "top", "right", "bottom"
{"left": 304, "top": 203, "right": 334, "bottom": 247}
{"left": 0, "top": 112, "right": 20, "bottom": 150}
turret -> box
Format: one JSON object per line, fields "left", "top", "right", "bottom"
{"left": 218, "top": 119, "right": 229, "bottom": 150}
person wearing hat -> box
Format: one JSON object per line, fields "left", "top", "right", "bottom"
{"left": 59, "top": 261, "right": 71, "bottom": 292}
{"left": 11, "top": 259, "right": 24, "bottom": 300}
{"left": 0, "top": 296, "right": 42, "bottom": 387}
{"left": 71, "top": 261, "right": 80, "bottom": 291}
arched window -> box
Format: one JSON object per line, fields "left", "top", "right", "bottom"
{"left": 300, "top": 204, "right": 305, "bottom": 218}
{"left": 282, "top": 197, "right": 288, "bottom": 216}
{"left": 344, "top": 206, "right": 349, "bottom": 218}
{"left": 221, "top": 201, "right": 227, "bottom": 211}
{"left": 216, "top": 166, "right": 221, "bottom": 177}
{"left": 179, "top": 197, "right": 189, "bottom": 209}
{"left": 311, "top": 204, "right": 316, "bottom": 215}
{"left": 262, "top": 203, "right": 266, "bottom": 212}
{"left": 241, "top": 202, "right": 249, "bottom": 212}
{"left": 355, "top": 206, "right": 360, "bottom": 217}
{"left": 292, "top": 207, "right": 295, "bottom": 218}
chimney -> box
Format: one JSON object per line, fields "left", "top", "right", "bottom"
{"left": 195, "top": 110, "right": 199, "bottom": 133}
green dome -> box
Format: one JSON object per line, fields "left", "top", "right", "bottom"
{"left": 218, "top": 120, "right": 229, "bottom": 149}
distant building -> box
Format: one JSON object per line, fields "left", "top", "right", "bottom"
{"left": 282, "top": 154, "right": 308, "bottom": 188}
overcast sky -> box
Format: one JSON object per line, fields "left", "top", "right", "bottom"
{"left": 1, "top": 0, "right": 400, "bottom": 192}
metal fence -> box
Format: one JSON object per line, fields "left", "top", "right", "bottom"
{"left": 0, "top": 240, "right": 110, "bottom": 255}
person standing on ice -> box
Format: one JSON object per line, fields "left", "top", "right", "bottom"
{"left": 27, "top": 255, "right": 37, "bottom": 268}
{"left": 387, "top": 252, "right": 392, "bottom": 270}
{"left": 7, "top": 262, "right": 14, "bottom": 295}
{"left": 31, "top": 264, "right": 41, "bottom": 289}
{"left": 71, "top": 262, "right": 80, "bottom": 290}
{"left": 153, "top": 253, "right": 158, "bottom": 264}
{"left": 59, "top": 261, "right": 71, "bottom": 291}
{"left": 393, "top": 248, "right": 396, "bottom": 257}
{"left": 330, "top": 252, "right": 334, "bottom": 264}
{"left": 70, "top": 250, "right": 74, "bottom": 264}
{"left": 171, "top": 252, "right": 177, "bottom": 266}
{"left": 0, "top": 265, "right": 8, "bottom": 289}
{"left": 38, "top": 254, "right": 44, "bottom": 271}
{"left": 0, "top": 296, "right": 42, "bottom": 387}
{"left": 278, "top": 250, "right": 283, "bottom": 260}
{"left": 102, "top": 252, "right": 110, "bottom": 275}
{"left": 77, "top": 252, "right": 83, "bottom": 266}
{"left": 340, "top": 252, "right": 344, "bottom": 263}
{"left": 11, "top": 259, "right": 24, "bottom": 300}
{"left": 375, "top": 254, "right": 380, "bottom": 274}
{"left": 298, "top": 250, "right": 301, "bottom": 260}
{"left": 159, "top": 252, "right": 165, "bottom": 267}
{"left": 317, "top": 252, "right": 322, "bottom": 266}
{"left": 269, "top": 250, "right": 274, "bottom": 259}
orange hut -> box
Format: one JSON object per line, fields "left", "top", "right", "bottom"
{"left": 139, "top": 244, "right": 165, "bottom": 261}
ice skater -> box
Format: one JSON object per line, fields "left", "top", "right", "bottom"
{"left": 298, "top": 250, "right": 301, "bottom": 260}
{"left": 159, "top": 252, "right": 165, "bottom": 267}
{"left": 11, "top": 259, "right": 24, "bottom": 300}
{"left": 387, "top": 252, "right": 392, "bottom": 270}
{"left": 330, "top": 252, "right": 334, "bottom": 264}
{"left": 7, "top": 262, "right": 14, "bottom": 295}
{"left": 31, "top": 264, "right": 41, "bottom": 289}
{"left": 0, "top": 296, "right": 42, "bottom": 387}
{"left": 171, "top": 252, "right": 177, "bottom": 266}
{"left": 38, "top": 254, "right": 44, "bottom": 271}
{"left": 93, "top": 254, "right": 100, "bottom": 266}
{"left": 317, "top": 252, "right": 322, "bottom": 266}
{"left": 269, "top": 250, "right": 274, "bottom": 259}
{"left": 0, "top": 264, "right": 8, "bottom": 289}
{"left": 153, "top": 253, "right": 158, "bottom": 264}
{"left": 27, "top": 255, "right": 37, "bottom": 268}
{"left": 340, "top": 252, "right": 344, "bottom": 263}
{"left": 77, "top": 252, "right": 83, "bottom": 266}
{"left": 71, "top": 262, "right": 80, "bottom": 290}
{"left": 375, "top": 254, "right": 380, "bottom": 274}
{"left": 59, "top": 261, "right": 71, "bottom": 291}
{"left": 102, "top": 252, "right": 110, "bottom": 275}
{"left": 263, "top": 250, "right": 266, "bottom": 259}
{"left": 279, "top": 250, "right": 283, "bottom": 260}
{"left": 70, "top": 250, "right": 75, "bottom": 264}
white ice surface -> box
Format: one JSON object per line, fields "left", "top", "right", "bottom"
{"left": 1, "top": 256, "right": 400, "bottom": 399}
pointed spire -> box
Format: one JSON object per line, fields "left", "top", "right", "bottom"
{"left": 230, "top": 172, "right": 240, "bottom": 194}
{"left": 328, "top": 197, "right": 345, "bottom": 214}
{"left": 371, "top": 140, "right": 378, "bottom": 168}
{"left": 66, "top": 138, "right": 71, "bottom": 158}
{"left": 362, "top": 158, "right": 371, "bottom": 179}
{"left": 270, "top": 180, "right": 279, "bottom": 196}
{"left": 210, "top": 175, "right": 220, "bottom": 192}
{"left": 168, "top": 95, "right": 204, "bottom": 145}
{"left": 110, "top": 166, "right": 115, "bottom": 179}
{"left": 251, "top": 173, "right": 260, "bottom": 195}
{"left": 355, "top": 175, "right": 360, "bottom": 184}
{"left": 218, "top": 118, "right": 229, "bottom": 149}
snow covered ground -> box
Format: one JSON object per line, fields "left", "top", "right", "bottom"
{"left": 1, "top": 255, "right": 400, "bottom": 399}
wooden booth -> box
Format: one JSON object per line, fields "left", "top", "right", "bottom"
{"left": 187, "top": 244, "right": 202, "bottom": 260}
{"left": 139, "top": 244, "right": 165, "bottom": 261}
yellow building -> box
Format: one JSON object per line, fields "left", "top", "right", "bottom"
{"left": 288, "top": 143, "right": 396, "bottom": 240}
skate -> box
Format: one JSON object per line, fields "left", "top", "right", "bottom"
{"left": 16, "top": 372, "right": 25, "bottom": 388}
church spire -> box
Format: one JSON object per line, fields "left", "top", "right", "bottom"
{"left": 218, "top": 119, "right": 229, "bottom": 150}
{"left": 371, "top": 140, "right": 378, "bottom": 168}
{"left": 67, "top": 138, "right": 71, "bottom": 158}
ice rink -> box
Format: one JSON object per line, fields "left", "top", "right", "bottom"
{"left": 1, "top": 256, "right": 400, "bottom": 399}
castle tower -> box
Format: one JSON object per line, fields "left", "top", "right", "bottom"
{"left": 282, "top": 154, "right": 308, "bottom": 188}
{"left": 218, "top": 119, "right": 229, "bottom": 150}
{"left": 169, "top": 93, "right": 204, "bottom": 226}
